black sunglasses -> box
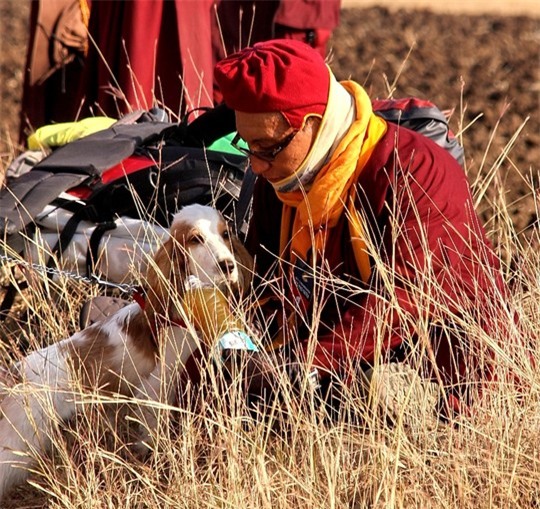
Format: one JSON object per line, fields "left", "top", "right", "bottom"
{"left": 231, "top": 130, "right": 299, "bottom": 162}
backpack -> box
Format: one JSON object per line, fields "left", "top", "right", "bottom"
{"left": 372, "top": 97, "right": 464, "bottom": 166}
{"left": 0, "top": 107, "right": 246, "bottom": 317}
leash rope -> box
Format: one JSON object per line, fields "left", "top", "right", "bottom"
{"left": 0, "top": 251, "right": 136, "bottom": 295}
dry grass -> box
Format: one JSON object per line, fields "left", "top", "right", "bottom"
{"left": 0, "top": 141, "right": 538, "bottom": 509}
{"left": 0, "top": 39, "right": 539, "bottom": 507}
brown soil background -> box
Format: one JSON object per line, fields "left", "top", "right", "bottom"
{"left": 331, "top": 6, "right": 539, "bottom": 240}
{"left": 343, "top": 0, "right": 540, "bottom": 16}
{"left": 0, "top": 1, "right": 539, "bottom": 237}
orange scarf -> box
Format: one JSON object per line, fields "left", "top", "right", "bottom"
{"left": 277, "top": 81, "right": 387, "bottom": 282}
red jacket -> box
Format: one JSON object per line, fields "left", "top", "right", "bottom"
{"left": 246, "top": 123, "right": 508, "bottom": 394}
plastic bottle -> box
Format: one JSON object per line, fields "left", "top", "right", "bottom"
{"left": 182, "top": 276, "right": 258, "bottom": 357}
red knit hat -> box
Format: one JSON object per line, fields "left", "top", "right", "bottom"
{"left": 214, "top": 39, "right": 330, "bottom": 129}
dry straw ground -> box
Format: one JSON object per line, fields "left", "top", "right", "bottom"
{"left": 0, "top": 2, "right": 539, "bottom": 508}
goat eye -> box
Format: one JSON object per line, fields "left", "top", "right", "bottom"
{"left": 222, "top": 229, "right": 230, "bottom": 240}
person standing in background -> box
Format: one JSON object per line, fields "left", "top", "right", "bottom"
{"left": 19, "top": 0, "right": 341, "bottom": 142}
{"left": 212, "top": 1, "right": 341, "bottom": 102}
{"left": 20, "top": 0, "right": 215, "bottom": 140}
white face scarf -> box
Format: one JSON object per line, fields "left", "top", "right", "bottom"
{"left": 272, "top": 70, "right": 356, "bottom": 194}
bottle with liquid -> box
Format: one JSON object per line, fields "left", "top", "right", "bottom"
{"left": 182, "top": 276, "right": 258, "bottom": 359}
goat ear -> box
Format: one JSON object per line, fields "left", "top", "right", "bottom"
{"left": 230, "top": 236, "right": 254, "bottom": 294}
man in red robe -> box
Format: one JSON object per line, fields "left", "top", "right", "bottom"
{"left": 214, "top": 39, "right": 511, "bottom": 416}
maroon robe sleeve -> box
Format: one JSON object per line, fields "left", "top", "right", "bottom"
{"left": 273, "top": 0, "right": 341, "bottom": 31}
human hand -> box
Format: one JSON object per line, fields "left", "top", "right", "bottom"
{"left": 221, "top": 350, "right": 282, "bottom": 397}
{"left": 221, "top": 350, "right": 320, "bottom": 398}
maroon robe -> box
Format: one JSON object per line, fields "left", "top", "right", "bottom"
{"left": 20, "top": 1, "right": 341, "bottom": 139}
{"left": 246, "top": 122, "right": 509, "bottom": 405}
{"left": 20, "top": 0, "right": 215, "bottom": 140}
{"left": 77, "top": 0, "right": 215, "bottom": 119}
